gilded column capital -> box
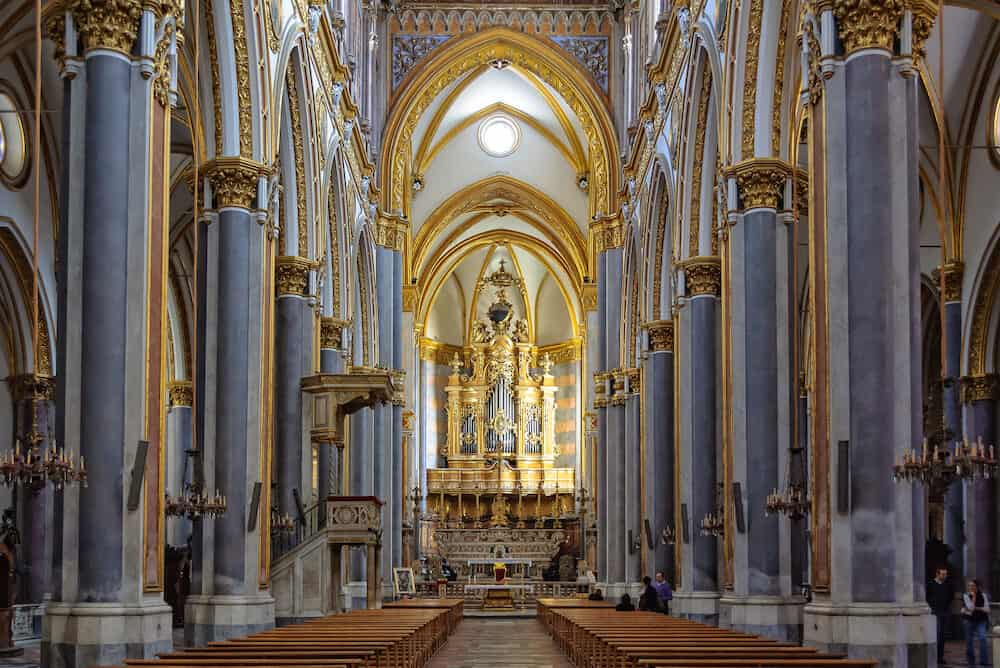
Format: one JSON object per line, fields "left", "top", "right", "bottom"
{"left": 9, "top": 374, "right": 55, "bottom": 402}
{"left": 374, "top": 213, "right": 408, "bottom": 252}
{"left": 204, "top": 157, "right": 267, "bottom": 210}
{"left": 591, "top": 214, "right": 625, "bottom": 254}
{"left": 320, "top": 317, "right": 349, "bottom": 349}
{"left": 932, "top": 261, "right": 964, "bottom": 303}
{"left": 167, "top": 381, "right": 193, "bottom": 407}
{"left": 961, "top": 374, "right": 999, "bottom": 404}
{"left": 582, "top": 283, "right": 598, "bottom": 311}
{"left": 67, "top": 0, "right": 144, "bottom": 55}
{"left": 727, "top": 158, "right": 791, "bottom": 211}
{"left": 610, "top": 368, "right": 627, "bottom": 406}
{"left": 679, "top": 255, "right": 722, "bottom": 297}
{"left": 643, "top": 320, "right": 674, "bottom": 353}
{"left": 592, "top": 371, "right": 610, "bottom": 408}
{"left": 907, "top": 0, "right": 939, "bottom": 57}
{"left": 833, "top": 0, "right": 904, "bottom": 55}
{"left": 402, "top": 285, "right": 417, "bottom": 313}
{"left": 275, "top": 255, "right": 315, "bottom": 296}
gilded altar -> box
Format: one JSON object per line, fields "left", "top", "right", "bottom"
{"left": 425, "top": 279, "right": 576, "bottom": 527}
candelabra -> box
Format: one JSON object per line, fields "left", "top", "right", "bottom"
{"left": 165, "top": 484, "right": 227, "bottom": 520}
{"left": 893, "top": 438, "right": 999, "bottom": 485}
{"left": 764, "top": 484, "right": 810, "bottom": 520}
{"left": 700, "top": 484, "right": 725, "bottom": 537}
{"left": 270, "top": 509, "right": 295, "bottom": 534}
{"left": 0, "top": 428, "right": 87, "bottom": 490}
{"left": 660, "top": 524, "right": 676, "bottom": 546}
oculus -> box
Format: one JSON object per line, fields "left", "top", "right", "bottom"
{"left": 478, "top": 116, "right": 520, "bottom": 158}
{"left": 0, "top": 91, "right": 28, "bottom": 188}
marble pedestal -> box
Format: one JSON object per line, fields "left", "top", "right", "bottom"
{"left": 719, "top": 595, "right": 804, "bottom": 643}
{"left": 42, "top": 602, "right": 172, "bottom": 668}
{"left": 803, "top": 602, "right": 934, "bottom": 667}
{"left": 184, "top": 595, "right": 274, "bottom": 647}
{"left": 672, "top": 590, "right": 720, "bottom": 625}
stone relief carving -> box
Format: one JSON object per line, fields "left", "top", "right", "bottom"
{"left": 392, "top": 34, "right": 451, "bottom": 88}
{"left": 550, "top": 36, "right": 609, "bottom": 92}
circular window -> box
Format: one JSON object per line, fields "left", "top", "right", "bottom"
{"left": 0, "top": 91, "right": 28, "bottom": 188}
{"left": 478, "top": 116, "right": 520, "bottom": 157}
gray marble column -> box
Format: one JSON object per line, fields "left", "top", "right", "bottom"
{"left": 939, "top": 268, "right": 964, "bottom": 582}
{"left": 374, "top": 244, "right": 395, "bottom": 597}
{"left": 624, "top": 385, "right": 641, "bottom": 584}
{"left": 801, "top": 8, "right": 934, "bottom": 663}
{"left": 274, "top": 258, "right": 315, "bottom": 518}
{"left": 318, "top": 318, "right": 347, "bottom": 499}
{"left": 166, "top": 383, "right": 193, "bottom": 548}
{"left": 963, "top": 375, "right": 998, "bottom": 592}
{"left": 642, "top": 322, "right": 674, "bottom": 584}
{"left": 601, "top": 246, "right": 625, "bottom": 590}
{"left": 391, "top": 251, "right": 404, "bottom": 569}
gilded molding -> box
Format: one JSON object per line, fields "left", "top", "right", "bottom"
{"left": 968, "top": 243, "right": 1000, "bottom": 376}
{"left": 643, "top": 320, "right": 674, "bottom": 353}
{"left": 681, "top": 255, "right": 721, "bottom": 297}
{"left": 582, "top": 283, "right": 598, "bottom": 311}
{"left": 320, "top": 317, "right": 349, "bottom": 349}
{"left": 8, "top": 374, "right": 55, "bottom": 402}
{"left": 419, "top": 338, "right": 463, "bottom": 365}
{"left": 961, "top": 374, "right": 999, "bottom": 404}
{"left": 275, "top": 255, "right": 314, "bottom": 296}
{"left": 741, "top": 0, "right": 763, "bottom": 159}
{"left": 592, "top": 371, "right": 609, "bottom": 408}
{"left": 932, "top": 261, "right": 964, "bottom": 303}
{"left": 591, "top": 215, "right": 625, "bottom": 254}
{"left": 375, "top": 214, "right": 408, "bottom": 252}
{"left": 689, "top": 67, "right": 712, "bottom": 255}
{"left": 67, "top": 0, "right": 143, "bottom": 55}
{"left": 205, "top": 0, "right": 223, "bottom": 156}
{"left": 402, "top": 285, "right": 417, "bottom": 313}
{"left": 205, "top": 157, "right": 266, "bottom": 209}
{"left": 771, "top": 0, "right": 791, "bottom": 156}
{"left": 537, "top": 340, "right": 582, "bottom": 364}
{"left": 651, "top": 187, "right": 668, "bottom": 319}
{"left": 908, "top": 0, "right": 939, "bottom": 57}
{"left": 727, "top": 158, "right": 791, "bottom": 211}
{"left": 167, "top": 381, "right": 193, "bottom": 407}
{"left": 286, "top": 71, "right": 308, "bottom": 254}
{"left": 230, "top": 0, "right": 253, "bottom": 156}
{"left": 833, "top": 0, "right": 904, "bottom": 55}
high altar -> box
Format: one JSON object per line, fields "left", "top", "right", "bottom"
{"left": 426, "top": 270, "right": 576, "bottom": 578}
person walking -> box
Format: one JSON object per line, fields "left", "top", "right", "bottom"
{"left": 961, "top": 579, "right": 991, "bottom": 667}
{"left": 638, "top": 576, "right": 663, "bottom": 612}
{"left": 653, "top": 571, "right": 673, "bottom": 615}
{"left": 928, "top": 566, "right": 954, "bottom": 665}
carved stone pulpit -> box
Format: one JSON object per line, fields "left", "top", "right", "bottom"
{"left": 325, "top": 496, "right": 384, "bottom": 611}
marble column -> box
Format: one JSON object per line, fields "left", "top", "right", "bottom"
{"left": 185, "top": 160, "right": 276, "bottom": 645}
{"left": 44, "top": 4, "right": 176, "bottom": 664}
{"left": 722, "top": 161, "right": 801, "bottom": 642}
{"left": 938, "top": 263, "right": 965, "bottom": 582}
{"left": 374, "top": 244, "right": 395, "bottom": 599}
{"left": 801, "top": 4, "right": 935, "bottom": 664}
{"left": 622, "top": 371, "right": 642, "bottom": 585}
{"left": 274, "top": 256, "right": 315, "bottom": 518}
{"left": 318, "top": 317, "right": 348, "bottom": 499}
{"left": 962, "top": 374, "right": 998, "bottom": 593}
{"left": 676, "top": 260, "right": 721, "bottom": 624}
{"left": 166, "top": 382, "right": 194, "bottom": 548}
{"left": 642, "top": 322, "right": 674, "bottom": 584}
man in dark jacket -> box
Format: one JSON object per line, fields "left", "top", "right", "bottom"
{"left": 927, "top": 566, "right": 954, "bottom": 665}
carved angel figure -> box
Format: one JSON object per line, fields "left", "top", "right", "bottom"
{"left": 472, "top": 318, "right": 492, "bottom": 343}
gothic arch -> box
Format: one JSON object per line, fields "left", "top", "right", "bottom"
{"left": 964, "top": 223, "right": 1000, "bottom": 376}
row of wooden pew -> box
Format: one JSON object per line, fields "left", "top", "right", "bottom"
{"left": 537, "top": 599, "right": 877, "bottom": 668}
{"left": 115, "top": 599, "right": 464, "bottom": 668}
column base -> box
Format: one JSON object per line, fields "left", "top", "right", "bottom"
{"left": 42, "top": 601, "right": 172, "bottom": 668}
{"left": 720, "top": 594, "right": 805, "bottom": 643}
{"left": 184, "top": 594, "right": 275, "bottom": 647}
{"left": 803, "top": 601, "right": 934, "bottom": 667}
{"left": 992, "top": 625, "right": 999, "bottom": 667}
{"left": 672, "top": 590, "right": 721, "bottom": 625}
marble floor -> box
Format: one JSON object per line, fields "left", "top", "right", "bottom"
{"left": 426, "top": 618, "right": 573, "bottom": 668}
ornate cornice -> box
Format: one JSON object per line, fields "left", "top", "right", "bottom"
{"left": 375, "top": 213, "right": 408, "bottom": 252}
{"left": 609, "top": 367, "right": 639, "bottom": 405}
{"left": 932, "top": 261, "right": 964, "bottom": 303}
{"left": 961, "top": 374, "right": 999, "bottom": 403}
{"left": 275, "top": 255, "right": 315, "bottom": 296}
{"left": 680, "top": 256, "right": 721, "bottom": 297}
{"left": 643, "top": 320, "right": 674, "bottom": 353}
{"left": 68, "top": 0, "right": 143, "bottom": 55}
{"left": 419, "top": 338, "right": 463, "bottom": 365}
{"left": 591, "top": 214, "right": 625, "bottom": 254}
{"left": 727, "top": 158, "right": 791, "bottom": 211}
{"left": 833, "top": 0, "right": 904, "bottom": 55}
{"left": 8, "top": 374, "right": 55, "bottom": 402}
{"left": 320, "top": 317, "right": 349, "bottom": 350}
{"left": 205, "top": 157, "right": 266, "bottom": 209}
{"left": 167, "top": 381, "right": 193, "bottom": 407}
{"left": 537, "top": 340, "right": 582, "bottom": 364}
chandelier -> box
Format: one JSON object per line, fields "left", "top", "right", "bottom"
{"left": 270, "top": 509, "right": 295, "bottom": 534}
{"left": 764, "top": 484, "right": 809, "bottom": 520}
{"left": 700, "top": 484, "right": 725, "bottom": 537}
{"left": 165, "top": 449, "right": 227, "bottom": 520}
{"left": 0, "top": 429, "right": 87, "bottom": 490}
{"left": 893, "top": 438, "right": 999, "bottom": 485}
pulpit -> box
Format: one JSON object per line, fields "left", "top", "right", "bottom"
{"left": 324, "top": 496, "right": 384, "bottom": 612}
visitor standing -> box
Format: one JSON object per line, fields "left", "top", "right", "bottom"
{"left": 961, "top": 579, "right": 991, "bottom": 667}
{"left": 653, "top": 571, "right": 673, "bottom": 615}
{"left": 927, "top": 566, "right": 953, "bottom": 666}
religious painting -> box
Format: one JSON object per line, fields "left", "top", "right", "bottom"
{"left": 393, "top": 567, "right": 416, "bottom": 597}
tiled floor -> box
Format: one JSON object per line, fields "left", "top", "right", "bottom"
{"left": 426, "top": 618, "right": 573, "bottom": 668}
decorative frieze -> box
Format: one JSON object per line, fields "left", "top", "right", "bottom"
{"left": 205, "top": 157, "right": 266, "bottom": 210}
{"left": 374, "top": 214, "right": 408, "bottom": 252}
{"left": 609, "top": 368, "right": 639, "bottom": 405}
{"left": 727, "top": 158, "right": 791, "bottom": 211}
{"left": 549, "top": 36, "right": 609, "bottom": 93}
{"left": 681, "top": 256, "right": 721, "bottom": 297}
{"left": 643, "top": 320, "right": 674, "bottom": 353}
{"left": 275, "top": 256, "right": 314, "bottom": 296}
{"left": 320, "top": 317, "right": 349, "bottom": 350}
{"left": 68, "top": 0, "right": 143, "bottom": 54}
{"left": 961, "top": 374, "right": 999, "bottom": 404}
{"left": 833, "top": 0, "right": 904, "bottom": 55}
{"left": 932, "top": 261, "right": 964, "bottom": 303}
{"left": 591, "top": 215, "right": 625, "bottom": 254}
{"left": 537, "top": 340, "right": 582, "bottom": 364}
{"left": 392, "top": 34, "right": 451, "bottom": 88}
{"left": 167, "top": 381, "right": 193, "bottom": 407}
{"left": 419, "top": 338, "right": 463, "bottom": 366}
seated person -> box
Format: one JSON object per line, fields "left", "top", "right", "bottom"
{"left": 638, "top": 576, "right": 663, "bottom": 612}
{"left": 441, "top": 558, "right": 457, "bottom": 582}
{"left": 587, "top": 588, "right": 604, "bottom": 601}
{"left": 615, "top": 593, "right": 635, "bottom": 611}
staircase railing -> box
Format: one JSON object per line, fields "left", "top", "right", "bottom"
{"left": 271, "top": 499, "right": 327, "bottom": 560}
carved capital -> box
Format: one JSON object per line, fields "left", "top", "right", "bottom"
{"left": 680, "top": 256, "right": 722, "bottom": 297}
{"left": 907, "top": 0, "right": 938, "bottom": 57}
{"left": 275, "top": 255, "right": 315, "bottom": 296}
{"left": 582, "top": 283, "right": 598, "bottom": 311}
{"left": 168, "top": 381, "right": 193, "bottom": 407}
{"left": 9, "top": 374, "right": 55, "bottom": 402}
{"left": 320, "top": 317, "right": 349, "bottom": 350}
{"left": 591, "top": 215, "right": 625, "bottom": 254}
{"left": 833, "top": 0, "right": 904, "bottom": 55}
{"left": 643, "top": 320, "right": 674, "bottom": 353}
{"left": 932, "top": 261, "right": 964, "bottom": 303}
{"left": 961, "top": 374, "right": 999, "bottom": 404}
{"left": 592, "top": 372, "right": 610, "bottom": 408}
{"left": 205, "top": 157, "right": 266, "bottom": 209}
{"left": 727, "top": 158, "right": 791, "bottom": 211}
{"left": 68, "top": 0, "right": 144, "bottom": 55}
{"left": 374, "top": 213, "right": 408, "bottom": 252}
